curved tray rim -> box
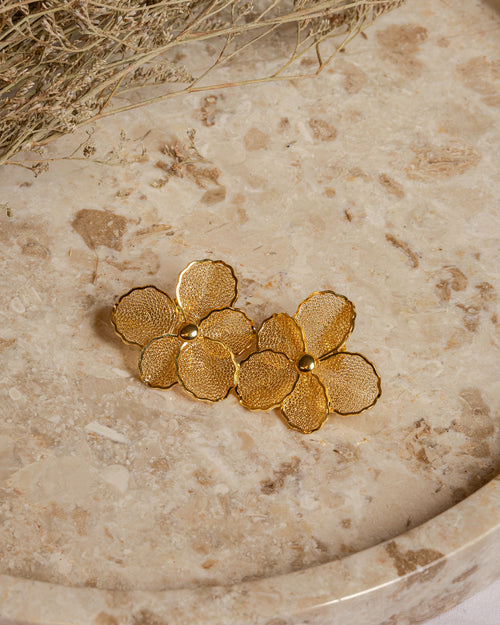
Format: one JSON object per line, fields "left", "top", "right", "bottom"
{"left": 1, "top": 474, "right": 499, "bottom": 625}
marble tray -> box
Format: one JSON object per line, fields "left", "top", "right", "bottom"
{"left": 1, "top": 0, "right": 499, "bottom": 623}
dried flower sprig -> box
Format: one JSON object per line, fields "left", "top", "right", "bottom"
{"left": 0, "top": 0, "right": 405, "bottom": 166}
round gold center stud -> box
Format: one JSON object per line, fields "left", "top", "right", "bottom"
{"left": 179, "top": 323, "right": 199, "bottom": 341}
{"left": 297, "top": 353, "right": 316, "bottom": 372}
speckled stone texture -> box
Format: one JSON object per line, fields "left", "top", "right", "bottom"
{"left": 0, "top": 0, "right": 499, "bottom": 623}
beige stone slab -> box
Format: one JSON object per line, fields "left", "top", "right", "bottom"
{"left": 0, "top": 0, "right": 499, "bottom": 622}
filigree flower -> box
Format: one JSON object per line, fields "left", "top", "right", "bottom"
{"left": 235, "top": 291, "right": 381, "bottom": 433}
{"left": 111, "top": 260, "right": 255, "bottom": 402}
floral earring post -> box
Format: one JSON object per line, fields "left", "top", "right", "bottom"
{"left": 111, "top": 263, "right": 380, "bottom": 433}
{"left": 235, "top": 291, "right": 381, "bottom": 434}
{"left": 111, "top": 260, "right": 256, "bottom": 402}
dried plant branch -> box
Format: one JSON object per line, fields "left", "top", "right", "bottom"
{"left": 0, "top": 0, "right": 405, "bottom": 166}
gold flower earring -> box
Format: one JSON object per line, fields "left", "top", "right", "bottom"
{"left": 111, "top": 264, "right": 381, "bottom": 433}
{"left": 235, "top": 291, "right": 381, "bottom": 434}
{"left": 111, "top": 259, "right": 256, "bottom": 402}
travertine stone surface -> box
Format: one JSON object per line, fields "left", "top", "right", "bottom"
{"left": 0, "top": 0, "right": 499, "bottom": 623}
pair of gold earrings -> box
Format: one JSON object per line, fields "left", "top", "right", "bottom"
{"left": 111, "top": 259, "right": 381, "bottom": 434}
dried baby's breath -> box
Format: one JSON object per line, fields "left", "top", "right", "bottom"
{"left": 0, "top": 1, "right": 405, "bottom": 165}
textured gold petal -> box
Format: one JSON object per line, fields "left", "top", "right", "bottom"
{"left": 199, "top": 308, "right": 256, "bottom": 356}
{"left": 281, "top": 373, "right": 329, "bottom": 434}
{"left": 176, "top": 336, "right": 237, "bottom": 402}
{"left": 236, "top": 350, "right": 298, "bottom": 411}
{"left": 317, "top": 352, "right": 381, "bottom": 415}
{"left": 258, "top": 313, "right": 305, "bottom": 361}
{"left": 295, "top": 290, "right": 356, "bottom": 358}
{"left": 138, "top": 334, "right": 182, "bottom": 389}
{"left": 176, "top": 260, "right": 238, "bottom": 323}
{"left": 111, "top": 286, "right": 182, "bottom": 347}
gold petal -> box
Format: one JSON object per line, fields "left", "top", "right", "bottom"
{"left": 111, "top": 286, "right": 182, "bottom": 347}
{"left": 317, "top": 352, "right": 381, "bottom": 415}
{"left": 281, "top": 373, "right": 329, "bottom": 434}
{"left": 176, "top": 260, "right": 238, "bottom": 323}
{"left": 199, "top": 308, "right": 256, "bottom": 356}
{"left": 176, "top": 336, "right": 237, "bottom": 402}
{"left": 258, "top": 313, "right": 305, "bottom": 361}
{"left": 138, "top": 334, "right": 182, "bottom": 389}
{"left": 295, "top": 290, "right": 356, "bottom": 358}
{"left": 236, "top": 350, "right": 298, "bottom": 411}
